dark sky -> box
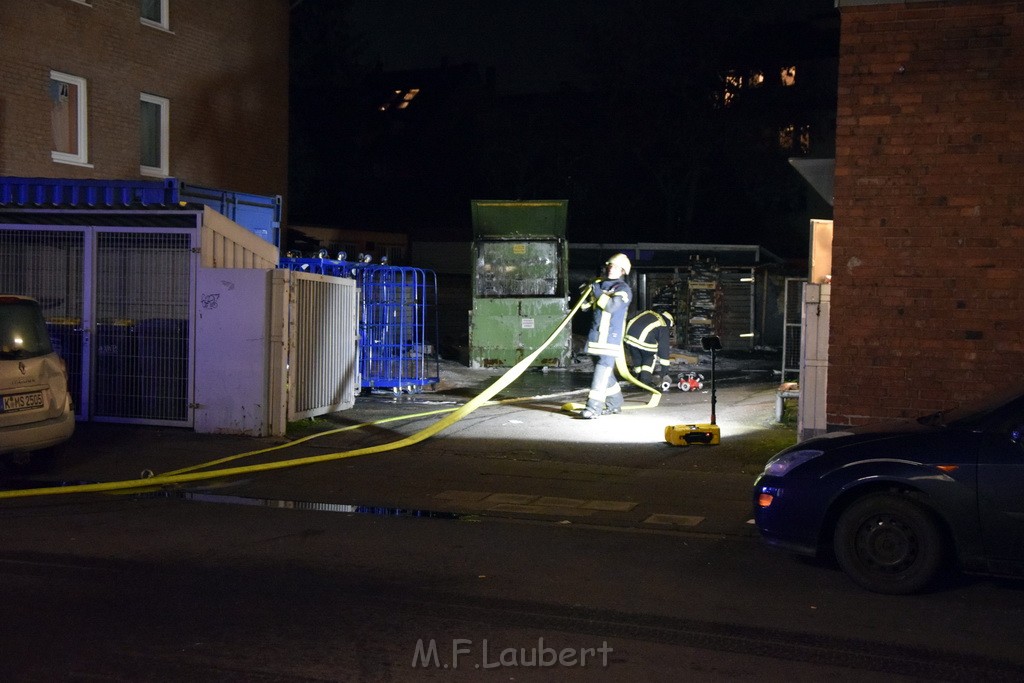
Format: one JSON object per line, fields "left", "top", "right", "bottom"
{"left": 347, "top": 0, "right": 838, "bottom": 94}
{"left": 289, "top": 0, "right": 838, "bottom": 254}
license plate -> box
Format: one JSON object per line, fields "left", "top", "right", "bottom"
{"left": 1, "top": 391, "right": 44, "bottom": 413}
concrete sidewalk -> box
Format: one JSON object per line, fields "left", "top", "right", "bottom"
{"left": 8, "top": 374, "right": 797, "bottom": 537}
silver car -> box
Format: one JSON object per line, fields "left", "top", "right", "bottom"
{"left": 0, "top": 295, "right": 75, "bottom": 466}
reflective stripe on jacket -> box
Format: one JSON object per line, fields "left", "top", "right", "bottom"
{"left": 624, "top": 310, "right": 671, "bottom": 362}
{"left": 583, "top": 278, "right": 632, "bottom": 358}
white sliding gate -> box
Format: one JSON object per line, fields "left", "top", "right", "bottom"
{"left": 285, "top": 270, "right": 359, "bottom": 422}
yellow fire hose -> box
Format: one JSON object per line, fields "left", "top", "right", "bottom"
{"left": 0, "top": 290, "right": 661, "bottom": 501}
{"left": 616, "top": 355, "right": 662, "bottom": 407}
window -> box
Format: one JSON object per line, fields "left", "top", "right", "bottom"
{"left": 50, "top": 71, "right": 89, "bottom": 166}
{"left": 378, "top": 88, "right": 421, "bottom": 112}
{"left": 140, "top": 93, "right": 169, "bottom": 176}
{"left": 140, "top": 0, "right": 168, "bottom": 29}
{"left": 777, "top": 124, "right": 811, "bottom": 154}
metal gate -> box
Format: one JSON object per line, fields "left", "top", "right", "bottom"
{"left": 360, "top": 265, "right": 440, "bottom": 393}
{"left": 0, "top": 225, "right": 195, "bottom": 425}
{"left": 781, "top": 277, "right": 805, "bottom": 382}
{"left": 288, "top": 271, "right": 359, "bottom": 420}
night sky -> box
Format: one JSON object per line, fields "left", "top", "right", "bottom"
{"left": 347, "top": 0, "right": 838, "bottom": 94}
{"left": 290, "top": 0, "right": 839, "bottom": 256}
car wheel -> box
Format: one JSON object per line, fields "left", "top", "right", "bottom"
{"left": 833, "top": 492, "right": 946, "bottom": 594}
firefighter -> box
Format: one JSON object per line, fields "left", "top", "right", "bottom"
{"left": 624, "top": 309, "right": 674, "bottom": 387}
{"left": 579, "top": 253, "right": 632, "bottom": 419}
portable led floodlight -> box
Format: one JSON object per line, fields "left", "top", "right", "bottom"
{"left": 666, "top": 335, "right": 722, "bottom": 446}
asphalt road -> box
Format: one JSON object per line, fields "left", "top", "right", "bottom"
{"left": 3, "top": 494, "right": 1024, "bottom": 681}
{"left": 5, "top": 373, "right": 1024, "bottom": 679}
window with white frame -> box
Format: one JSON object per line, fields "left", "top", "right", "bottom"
{"left": 140, "top": 93, "right": 169, "bottom": 176}
{"left": 140, "top": 0, "right": 168, "bottom": 29}
{"left": 50, "top": 71, "right": 89, "bottom": 166}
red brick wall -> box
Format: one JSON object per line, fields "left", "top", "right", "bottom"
{"left": 830, "top": 0, "right": 1024, "bottom": 425}
{"left": 0, "top": 0, "right": 288, "bottom": 199}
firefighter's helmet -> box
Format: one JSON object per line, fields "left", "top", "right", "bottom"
{"left": 606, "top": 253, "right": 631, "bottom": 275}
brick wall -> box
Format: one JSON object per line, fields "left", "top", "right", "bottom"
{"left": 830, "top": 0, "right": 1024, "bottom": 425}
{"left": 0, "top": 0, "right": 288, "bottom": 199}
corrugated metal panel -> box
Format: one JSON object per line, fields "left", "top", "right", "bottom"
{"left": 0, "top": 176, "right": 175, "bottom": 207}
{"left": 180, "top": 183, "right": 281, "bottom": 247}
{"left": 0, "top": 177, "right": 282, "bottom": 246}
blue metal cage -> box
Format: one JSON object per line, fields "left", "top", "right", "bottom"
{"left": 278, "top": 257, "right": 440, "bottom": 393}
{"left": 358, "top": 265, "right": 440, "bottom": 392}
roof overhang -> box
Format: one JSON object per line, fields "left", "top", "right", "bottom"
{"left": 788, "top": 158, "right": 834, "bottom": 207}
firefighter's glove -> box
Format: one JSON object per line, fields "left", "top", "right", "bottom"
{"left": 579, "top": 280, "right": 601, "bottom": 309}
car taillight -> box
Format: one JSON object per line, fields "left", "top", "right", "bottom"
{"left": 758, "top": 492, "right": 775, "bottom": 508}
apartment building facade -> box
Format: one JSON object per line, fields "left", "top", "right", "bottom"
{"left": 0, "top": 0, "right": 288, "bottom": 199}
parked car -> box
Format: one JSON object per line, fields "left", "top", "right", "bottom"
{"left": 0, "top": 295, "right": 75, "bottom": 468}
{"left": 753, "top": 390, "right": 1024, "bottom": 594}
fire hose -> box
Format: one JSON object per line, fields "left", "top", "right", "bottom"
{"left": 0, "top": 290, "right": 661, "bottom": 500}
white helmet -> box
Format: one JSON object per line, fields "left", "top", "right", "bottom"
{"left": 606, "top": 253, "right": 631, "bottom": 275}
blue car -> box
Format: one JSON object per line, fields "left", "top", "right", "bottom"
{"left": 753, "top": 391, "right": 1024, "bottom": 594}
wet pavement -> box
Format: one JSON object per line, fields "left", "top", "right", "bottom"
{"left": 1, "top": 355, "right": 796, "bottom": 537}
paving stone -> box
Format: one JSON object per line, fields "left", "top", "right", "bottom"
{"left": 643, "top": 513, "right": 704, "bottom": 527}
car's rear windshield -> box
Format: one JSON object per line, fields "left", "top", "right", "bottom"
{"left": 0, "top": 299, "right": 53, "bottom": 360}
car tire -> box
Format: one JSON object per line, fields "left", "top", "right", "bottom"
{"left": 833, "top": 492, "right": 946, "bottom": 595}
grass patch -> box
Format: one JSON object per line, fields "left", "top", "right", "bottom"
{"left": 718, "top": 424, "right": 798, "bottom": 475}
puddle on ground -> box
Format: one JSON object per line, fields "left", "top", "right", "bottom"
{"left": 166, "top": 490, "right": 469, "bottom": 519}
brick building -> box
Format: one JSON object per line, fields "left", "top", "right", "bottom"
{"left": 0, "top": 0, "right": 288, "bottom": 200}
{"left": 829, "top": 0, "right": 1024, "bottom": 426}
